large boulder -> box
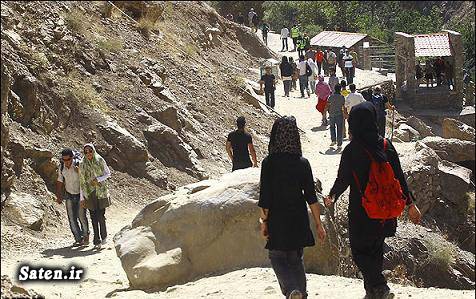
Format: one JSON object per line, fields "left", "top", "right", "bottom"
{"left": 97, "top": 121, "right": 149, "bottom": 176}
{"left": 143, "top": 122, "right": 205, "bottom": 178}
{"left": 114, "top": 168, "right": 337, "bottom": 290}
{"left": 10, "top": 75, "right": 40, "bottom": 125}
{"left": 385, "top": 223, "right": 475, "bottom": 290}
{"left": 394, "top": 124, "right": 420, "bottom": 142}
{"left": 407, "top": 116, "right": 434, "bottom": 138}
{"left": 421, "top": 136, "right": 475, "bottom": 163}
{"left": 148, "top": 106, "right": 184, "bottom": 132}
{"left": 4, "top": 192, "right": 45, "bottom": 231}
{"left": 442, "top": 118, "right": 475, "bottom": 142}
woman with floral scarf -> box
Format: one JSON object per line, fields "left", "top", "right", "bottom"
{"left": 80, "top": 143, "right": 111, "bottom": 249}
{"left": 258, "top": 116, "right": 326, "bottom": 299}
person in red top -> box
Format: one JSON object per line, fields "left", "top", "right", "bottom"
{"left": 315, "top": 48, "right": 324, "bottom": 76}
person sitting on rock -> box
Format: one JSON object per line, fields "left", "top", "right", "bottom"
{"left": 324, "top": 101, "right": 421, "bottom": 299}
{"left": 258, "top": 116, "right": 326, "bottom": 299}
{"left": 80, "top": 143, "right": 111, "bottom": 249}
{"left": 226, "top": 116, "right": 258, "bottom": 171}
{"left": 56, "top": 148, "right": 89, "bottom": 247}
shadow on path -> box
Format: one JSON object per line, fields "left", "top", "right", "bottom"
{"left": 311, "top": 126, "right": 327, "bottom": 132}
{"left": 41, "top": 245, "right": 103, "bottom": 259}
{"left": 320, "top": 148, "right": 342, "bottom": 155}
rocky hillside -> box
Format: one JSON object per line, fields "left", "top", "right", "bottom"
{"left": 1, "top": 1, "right": 276, "bottom": 255}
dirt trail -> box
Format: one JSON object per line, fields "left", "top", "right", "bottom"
{"left": 263, "top": 31, "right": 415, "bottom": 191}
{"left": 1, "top": 205, "right": 140, "bottom": 298}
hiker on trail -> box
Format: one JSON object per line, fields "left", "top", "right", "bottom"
{"left": 338, "top": 47, "right": 346, "bottom": 78}
{"left": 445, "top": 60, "right": 454, "bottom": 90}
{"left": 226, "top": 116, "right": 258, "bottom": 171}
{"left": 56, "top": 148, "right": 89, "bottom": 247}
{"left": 340, "top": 80, "right": 350, "bottom": 139}
{"left": 280, "top": 25, "right": 289, "bottom": 51}
{"left": 302, "top": 32, "right": 311, "bottom": 52}
{"left": 323, "top": 49, "right": 329, "bottom": 76}
{"left": 434, "top": 57, "right": 445, "bottom": 86}
{"left": 307, "top": 58, "right": 318, "bottom": 94}
{"left": 370, "top": 86, "right": 393, "bottom": 138}
{"left": 315, "top": 75, "right": 332, "bottom": 126}
{"left": 236, "top": 13, "right": 244, "bottom": 25}
{"left": 344, "top": 84, "right": 366, "bottom": 136}
{"left": 305, "top": 47, "right": 316, "bottom": 61}
{"left": 328, "top": 69, "right": 339, "bottom": 94}
{"left": 297, "top": 34, "right": 305, "bottom": 58}
{"left": 343, "top": 49, "right": 354, "bottom": 84}
{"left": 290, "top": 56, "right": 299, "bottom": 91}
{"left": 258, "top": 116, "right": 326, "bottom": 299}
{"left": 260, "top": 66, "right": 277, "bottom": 108}
{"left": 261, "top": 22, "right": 270, "bottom": 45}
{"left": 252, "top": 13, "right": 260, "bottom": 33}
{"left": 425, "top": 60, "right": 434, "bottom": 88}
{"left": 248, "top": 8, "right": 256, "bottom": 28}
{"left": 345, "top": 84, "right": 366, "bottom": 114}
{"left": 280, "top": 56, "right": 293, "bottom": 98}
{"left": 298, "top": 55, "right": 311, "bottom": 98}
{"left": 327, "top": 48, "right": 337, "bottom": 75}
{"left": 326, "top": 84, "right": 345, "bottom": 148}
{"left": 315, "top": 48, "right": 324, "bottom": 75}
{"left": 349, "top": 47, "right": 358, "bottom": 78}
{"left": 324, "top": 101, "right": 422, "bottom": 299}
{"left": 79, "top": 143, "right": 111, "bottom": 249}
{"left": 290, "top": 24, "right": 300, "bottom": 51}
{"left": 415, "top": 63, "right": 423, "bottom": 85}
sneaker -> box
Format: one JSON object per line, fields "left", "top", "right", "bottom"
{"left": 337, "top": 145, "right": 342, "bottom": 150}
{"left": 94, "top": 243, "right": 102, "bottom": 250}
{"left": 72, "top": 241, "right": 82, "bottom": 247}
{"left": 373, "top": 286, "right": 394, "bottom": 299}
{"left": 101, "top": 238, "right": 107, "bottom": 245}
{"left": 330, "top": 141, "right": 336, "bottom": 146}
{"left": 289, "top": 290, "right": 303, "bottom": 299}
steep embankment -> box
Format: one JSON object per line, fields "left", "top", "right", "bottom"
{"left": 1, "top": 0, "right": 276, "bottom": 283}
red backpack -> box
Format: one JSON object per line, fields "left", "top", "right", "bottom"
{"left": 352, "top": 139, "right": 406, "bottom": 220}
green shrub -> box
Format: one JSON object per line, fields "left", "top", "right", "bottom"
{"left": 97, "top": 37, "right": 123, "bottom": 53}
{"left": 64, "top": 9, "right": 87, "bottom": 34}
{"left": 423, "top": 235, "right": 457, "bottom": 270}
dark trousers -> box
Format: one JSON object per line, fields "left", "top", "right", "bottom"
{"left": 350, "top": 236, "right": 388, "bottom": 293}
{"left": 377, "top": 116, "right": 386, "bottom": 137}
{"left": 299, "top": 75, "right": 309, "bottom": 97}
{"left": 329, "top": 115, "right": 343, "bottom": 146}
{"left": 263, "top": 33, "right": 268, "bottom": 46}
{"left": 283, "top": 80, "right": 291, "bottom": 97}
{"left": 90, "top": 208, "right": 107, "bottom": 245}
{"left": 292, "top": 38, "right": 298, "bottom": 50}
{"left": 298, "top": 48, "right": 305, "bottom": 57}
{"left": 317, "top": 61, "right": 322, "bottom": 75}
{"left": 281, "top": 38, "right": 288, "bottom": 51}
{"left": 345, "top": 67, "right": 354, "bottom": 84}
{"left": 265, "top": 89, "right": 275, "bottom": 108}
{"left": 269, "top": 248, "right": 307, "bottom": 298}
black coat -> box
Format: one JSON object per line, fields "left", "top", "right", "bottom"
{"left": 329, "top": 138, "right": 412, "bottom": 238}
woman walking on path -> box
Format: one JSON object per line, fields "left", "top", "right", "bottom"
{"left": 80, "top": 143, "right": 112, "bottom": 249}
{"left": 290, "top": 57, "right": 299, "bottom": 91}
{"left": 280, "top": 56, "right": 293, "bottom": 98}
{"left": 259, "top": 116, "right": 326, "bottom": 299}
{"left": 324, "top": 102, "right": 421, "bottom": 299}
{"left": 315, "top": 75, "right": 332, "bottom": 126}
{"left": 326, "top": 84, "right": 345, "bottom": 148}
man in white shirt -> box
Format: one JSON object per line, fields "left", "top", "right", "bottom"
{"left": 344, "top": 84, "right": 365, "bottom": 137}
{"left": 298, "top": 55, "right": 310, "bottom": 98}
{"left": 343, "top": 50, "right": 354, "bottom": 84}
{"left": 56, "top": 148, "right": 89, "bottom": 246}
{"left": 280, "top": 25, "right": 289, "bottom": 52}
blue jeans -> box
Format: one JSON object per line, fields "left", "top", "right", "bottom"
{"left": 299, "top": 75, "right": 309, "bottom": 97}
{"left": 329, "top": 115, "right": 343, "bottom": 146}
{"left": 65, "top": 192, "right": 89, "bottom": 242}
{"left": 269, "top": 248, "right": 307, "bottom": 298}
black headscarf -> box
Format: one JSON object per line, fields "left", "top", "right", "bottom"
{"left": 268, "top": 116, "right": 302, "bottom": 156}
{"left": 348, "top": 101, "right": 387, "bottom": 162}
